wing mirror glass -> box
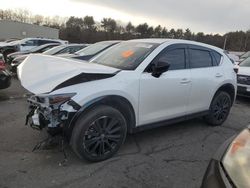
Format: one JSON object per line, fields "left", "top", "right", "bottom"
{"left": 151, "top": 60, "right": 170, "bottom": 78}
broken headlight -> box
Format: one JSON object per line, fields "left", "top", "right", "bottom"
{"left": 36, "top": 93, "right": 76, "bottom": 105}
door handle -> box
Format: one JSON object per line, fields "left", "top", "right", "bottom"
{"left": 180, "top": 78, "right": 191, "bottom": 84}
{"left": 215, "top": 73, "right": 223, "bottom": 78}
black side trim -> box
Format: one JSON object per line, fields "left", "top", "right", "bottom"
{"left": 67, "top": 100, "right": 81, "bottom": 111}
{"left": 52, "top": 72, "right": 118, "bottom": 91}
{"left": 132, "top": 111, "right": 209, "bottom": 133}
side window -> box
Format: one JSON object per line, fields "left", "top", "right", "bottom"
{"left": 39, "top": 40, "right": 59, "bottom": 45}
{"left": 212, "top": 51, "right": 222, "bottom": 66}
{"left": 158, "top": 48, "right": 186, "bottom": 70}
{"left": 189, "top": 49, "right": 213, "bottom": 68}
{"left": 38, "top": 40, "right": 49, "bottom": 45}
{"left": 24, "top": 40, "right": 37, "bottom": 46}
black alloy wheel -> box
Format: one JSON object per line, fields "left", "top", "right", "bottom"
{"left": 71, "top": 105, "right": 127, "bottom": 162}
{"left": 83, "top": 116, "right": 123, "bottom": 157}
{"left": 205, "top": 91, "right": 232, "bottom": 126}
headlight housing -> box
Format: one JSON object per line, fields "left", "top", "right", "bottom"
{"left": 222, "top": 128, "right": 250, "bottom": 187}
{"left": 36, "top": 93, "right": 76, "bottom": 105}
{"left": 48, "top": 93, "right": 76, "bottom": 105}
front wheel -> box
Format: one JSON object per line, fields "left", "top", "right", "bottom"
{"left": 204, "top": 91, "right": 232, "bottom": 126}
{"left": 71, "top": 105, "right": 127, "bottom": 162}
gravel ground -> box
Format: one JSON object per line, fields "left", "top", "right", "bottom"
{"left": 0, "top": 79, "right": 250, "bottom": 188}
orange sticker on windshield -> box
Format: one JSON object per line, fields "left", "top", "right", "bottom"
{"left": 122, "top": 50, "right": 134, "bottom": 58}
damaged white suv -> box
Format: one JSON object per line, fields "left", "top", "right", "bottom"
{"left": 18, "top": 39, "right": 237, "bottom": 162}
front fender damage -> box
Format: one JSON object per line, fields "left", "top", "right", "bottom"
{"left": 26, "top": 95, "right": 79, "bottom": 136}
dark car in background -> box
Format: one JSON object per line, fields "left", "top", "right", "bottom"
{"left": 201, "top": 125, "right": 250, "bottom": 188}
{"left": 6, "top": 43, "right": 60, "bottom": 64}
{"left": 10, "top": 44, "right": 88, "bottom": 73}
{"left": 59, "top": 40, "right": 121, "bottom": 61}
{"left": 0, "top": 59, "right": 11, "bottom": 89}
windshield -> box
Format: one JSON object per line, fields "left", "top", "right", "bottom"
{"left": 241, "top": 51, "right": 250, "bottom": 59}
{"left": 91, "top": 42, "right": 159, "bottom": 70}
{"left": 43, "top": 46, "right": 65, "bottom": 55}
{"left": 29, "top": 44, "right": 56, "bottom": 53}
{"left": 240, "top": 57, "right": 250, "bottom": 67}
{"left": 76, "top": 41, "right": 116, "bottom": 56}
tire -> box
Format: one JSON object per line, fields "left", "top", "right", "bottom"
{"left": 71, "top": 105, "right": 127, "bottom": 162}
{"left": 204, "top": 91, "right": 232, "bottom": 126}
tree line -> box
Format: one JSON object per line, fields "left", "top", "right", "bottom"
{"left": 1, "top": 8, "right": 250, "bottom": 51}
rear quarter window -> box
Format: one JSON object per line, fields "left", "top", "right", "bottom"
{"left": 212, "top": 51, "right": 222, "bottom": 65}
{"left": 189, "top": 49, "right": 213, "bottom": 68}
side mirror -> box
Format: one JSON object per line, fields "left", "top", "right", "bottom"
{"left": 151, "top": 61, "right": 170, "bottom": 78}
{"left": 20, "top": 42, "right": 26, "bottom": 46}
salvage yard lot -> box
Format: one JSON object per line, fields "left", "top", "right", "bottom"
{"left": 0, "top": 79, "right": 250, "bottom": 188}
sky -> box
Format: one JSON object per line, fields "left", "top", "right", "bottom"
{"left": 0, "top": 0, "right": 250, "bottom": 34}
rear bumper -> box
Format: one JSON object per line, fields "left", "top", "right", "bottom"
{"left": 0, "top": 70, "right": 11, "bottom": 89}
{"left": 201, "top": 136, "right": 235, "bottom": 188}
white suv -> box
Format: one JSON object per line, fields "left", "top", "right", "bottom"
{"left": 0, "top": 38, "right": 68, "bottom": 61}
{"left": 18, "top": 39, "right": 237, "bottom": 162}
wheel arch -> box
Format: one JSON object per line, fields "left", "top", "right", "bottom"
{"left": 66, "top": 95, "right": 136, "bottom": 138}
{"left": 212, "top": 83, "right": 236, "bottom": 106}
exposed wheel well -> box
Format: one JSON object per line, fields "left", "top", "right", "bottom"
{"left": 67, "top": 95, "right": 136, "bottom": 137}
{"left": 214, "top": 84, "right": 235, "bottom": 105}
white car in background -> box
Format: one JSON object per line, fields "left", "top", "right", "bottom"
{"left": 237, "top": 57, "right": 250, "bottom": 97}
{"left": 0, "top": 38, "right": 68, "bottom": 61}
{"left": 18, "top": 39, "right": 237, "bottom": 162}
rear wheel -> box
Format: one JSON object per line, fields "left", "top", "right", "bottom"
{"left": 204, "top": 91, "right": 232, "bottom": 126}
{"left": 71, "top": 105, "right": 127, "bottom": 162}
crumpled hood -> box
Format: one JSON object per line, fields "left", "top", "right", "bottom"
{"left": 238, "top": 66, "right": 250, "bottom": 76}
{"left": 17, "top": 54, "right": 119, "bottom": 94}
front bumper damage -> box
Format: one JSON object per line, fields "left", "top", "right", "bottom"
{"left": 26, "top": 95, "right": 79, "bottom": 136}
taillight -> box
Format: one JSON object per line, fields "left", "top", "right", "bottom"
{"left": 234, "top": 67, "right": 238, "bottom": 74}
{"left": 0, "top": 60, "right": 5, "bottom": 70}
{"left": 233, "top": 64, "right": 239, "bottom": 74}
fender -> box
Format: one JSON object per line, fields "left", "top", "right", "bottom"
{"left": 65, "top": 95, "right": 136, "bottom": 138}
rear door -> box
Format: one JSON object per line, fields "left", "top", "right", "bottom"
{"left": 187, "top": 45, "right": 224, "bottom": 114}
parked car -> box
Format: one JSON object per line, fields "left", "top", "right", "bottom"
{"left": 43, "top": 44, "right": 88, "bottom": 56}
{"left": 58, "top": 40, "right": 121, "bottom": 61}
{"left": 201, "top": 125, "right": 250, "bottom": 188}
{"left": 0, "top": 38, "right": 68, "bottom": 62}
{"left": 224, "top": 50, "right": 239, "bottom": 65}
{"left": 6, "top": 43, "right": 61, "bottom": 65}
{"left": 239, "top": 51, "right": 250, "bottom": 62}
{"left": 237, "top": 57, "right": 250, "bottom": 97}
{"left": 0, "top": 59, "right": 11, "bottom": 89}
{"left": 18, "top": 39, "right": 236, "bottom": 162}
{"left": 0, "top": 38, "right": 19, "bottom": 47}
{"left": 10, "top": 44, "right": 88, "bottom": 73}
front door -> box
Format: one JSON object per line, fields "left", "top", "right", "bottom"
{"left": 139, "top": 45, "right": 191, "bottom": 125}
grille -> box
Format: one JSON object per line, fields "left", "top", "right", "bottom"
{"left": 237, "top": 75, "right": 250, "bottom": 85}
